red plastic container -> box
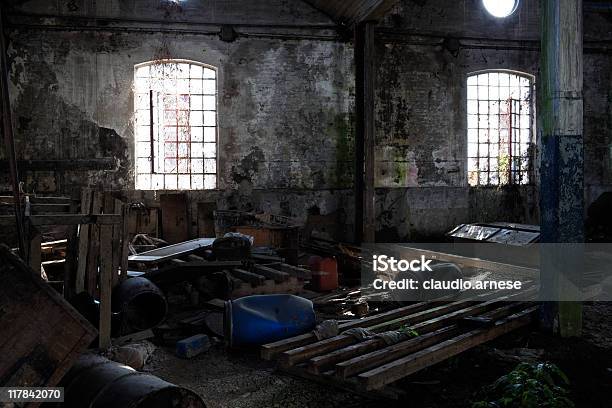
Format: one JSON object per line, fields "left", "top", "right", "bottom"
{"left": 308, "top": 256, "right": 339, "bottom": 292}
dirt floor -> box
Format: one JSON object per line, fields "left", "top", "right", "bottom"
{"left": 148, "top": 302, "right": 612, "bottom": 408}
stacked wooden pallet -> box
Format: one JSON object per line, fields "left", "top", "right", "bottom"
{"left": 261, "top": 289, "right": 538, "bottom": 398}
{"left": 229, "top": 263, "right": 311, "bottom": 298}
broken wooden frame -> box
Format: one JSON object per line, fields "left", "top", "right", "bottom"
{"left": 0, "top": 190, "right": 129, "bottom": 349}
{"left": 262, "top": 289, "right": 538, "bottom": 398}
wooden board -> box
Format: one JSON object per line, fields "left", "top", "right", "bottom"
{"left": 197, "top": 202, "right": 216, "bottom": 237}
{"left": 75, "top": 189, "right": 92, "bottom": 293}
{"left": 261, "top": 291, "right": 539, "bottom": 395}
{"left": 127, "top": 206, "right": 159, "bottom": 238}
{"left": 0, "top": 244, "right": 97, "bottom": 394}
{"left": 160, "top": 193, "right": 189, "bottom": 244}
{"left": 98, "top": 225, "right": 113, "bottom": 349}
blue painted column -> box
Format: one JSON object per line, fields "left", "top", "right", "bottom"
{"left": 539, "top": 0, "right": 584, "bottom": 337}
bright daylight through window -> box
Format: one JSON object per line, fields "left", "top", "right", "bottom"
{"left": 467, "top": 71, "right": 534, "bottom": 186}
{"left": 134, "top": 60, "right": 217, "bottom": 190}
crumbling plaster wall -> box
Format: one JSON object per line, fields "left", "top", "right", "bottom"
{"left": 4, "top": 0, "right": 356, "bottom": 239}
{"left": 374, "top": 0, "right": 612, "bottom": 240}
{"left": 5, "top": 0, "right": 612, "bottom": 243}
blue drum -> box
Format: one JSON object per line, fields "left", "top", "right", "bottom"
{"left": 225, "top": 294, "right": 316, "bottom": 347}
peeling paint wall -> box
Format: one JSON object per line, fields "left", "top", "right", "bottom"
{"left": 5, "top": 0, "right": 612, "bottom": 243}
{"left": 3, "top": 0, "right": 355, "bottom": 237}
{"left": 374, "top": 0, "right": 612, "bottom": 240}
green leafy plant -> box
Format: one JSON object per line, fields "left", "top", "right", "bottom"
{"left": 397, "top": 324, "right": 419, "bottom": 338}
{"left": 472, "top": 362, "right": 574, "bottom": 408}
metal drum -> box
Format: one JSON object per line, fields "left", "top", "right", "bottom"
{"left": 62, "top": 355, "right": 206, "bottom": 408}
{"left": 225, "top": 294, "right": 316, "bottom": 347}
{"left": 112, "top": 277, "right": 168, "bottom": 334}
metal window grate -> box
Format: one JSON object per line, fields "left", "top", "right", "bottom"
{"left": 467, "top": 71, "right": 533, "bottom": 187}
{"left": 134, "top": 61, "right": 217, "bottom": 190}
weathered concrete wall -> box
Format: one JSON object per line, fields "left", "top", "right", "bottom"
{"left": 4, "top": 0, "right": 612, "bottom": 242}
{"left": 374, "top": 0, "right": 612, "bottom": 240}
{"left": 3, "top": 0, "right": 356, "bottom": 238}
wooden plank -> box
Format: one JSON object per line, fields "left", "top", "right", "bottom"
{"left": 330, "top": 325, "right": 461, "bottom": 378}
{"left": 278, "top": 298, "right": 474, "bottom": 367}
{"left": 0, "top": 214, "right": 122, "bottom": 226}
{"left": 160, "top": 193, "right": 189, "bottom": 244}
{"left": 197, "top": 202, "right": 216, "bottom": 237}
{"left": 63, "top": 190, "right": 80, "bottom": 299}
{"left": 357, "top": 0, "right": 401, "bottom": 22}
{"left": 75, "top": 189, "right": 92, "bottom": 294}
{"left": 261, "top": 293, "right": 459, "bottom": 360}
{"left": 357, "top": 307, "right": 538, "bottom": 390}
{"left": 277, "top": 263, "right": 312, "bottom": 280}
{"left": 0, "top": 244, "right": 97, "bottom": 392}
{"left": 127, "top": 206, "right": 158, "bottom": 238}
{"left": 333, "top": 303, "right": 531, "bottom": 379}
{"left": 0, "top": 195, "right": 70, "bottom": 205}
{"left": 110, "top": 198, "right": 122, "bottom": 288}
{"left": 253, "top": 264, "right": 290, "bottom": 283}
{"left": 119, "top": 202, "right": 129, "bottom": 283}
{"left": 309, "top": 298, "right": 512, "bottom": 376}
{"left": 86, "top": 192, "right": 102, "bottom": 297}
{"left": 29, "top": 203, "right": 71, "bottom": 213}
{"left": 28, "top": 226, "right": 42, "bottom": 274}
{"left": 230, "top": 268, "right": 266, "bottom": 286}
{"left": 98, "top": 224, "right": 113, "bottom": 349}
{"left": 278, "top": 289, "right": 533, "bottom": 367}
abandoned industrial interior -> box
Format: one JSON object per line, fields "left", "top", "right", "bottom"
{"left": 1, "top": 0, "right": 612, "bottom": 407}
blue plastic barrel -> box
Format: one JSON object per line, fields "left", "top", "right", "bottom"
{"left": 225, "top": 294, "right": 316, "bottom": 347}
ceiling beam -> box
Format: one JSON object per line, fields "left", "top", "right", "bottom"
{"left": 302, "top": 0, "right": 400, "bottom": 27}
{"left": 355, "top": 0, "right": 401, "bottom": 23}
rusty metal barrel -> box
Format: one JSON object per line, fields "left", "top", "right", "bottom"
{"left": 62, "top": 355, "right": 206, "bottom": 408}
{"left": 112, "top": 277, "right": 168, "bottom": 334}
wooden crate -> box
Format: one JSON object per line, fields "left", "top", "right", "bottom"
{"left": 0, "top": 244, "right": 97, "bottom": 399}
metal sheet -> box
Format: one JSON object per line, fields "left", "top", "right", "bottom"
{"left": 448, "top": 224, "right": 501, "bottom": 241}
{"left": 486, "top": 229, "right": 540, "bottom": 246}
{"left": 128, "top": 238, "right": 215, "bottom": 264}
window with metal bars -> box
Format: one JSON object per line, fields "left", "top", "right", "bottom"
{"left": 134, "top": 60, "right": 217, "bottom": 190}
{"left": 466, "top": 70, "right": 534, "bottom": 187}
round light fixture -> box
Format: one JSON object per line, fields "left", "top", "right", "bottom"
{"left": 482, "top": 0, "right": 519, "bottom": 18}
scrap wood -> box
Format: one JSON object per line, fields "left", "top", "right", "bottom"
{"left": 261, "top": 292, "right": 463, "bottom": 360}
{"left": 260, "top": 284, "right": 538, "bottom": 395}
{"left": 263, "top": 288, "right": 535, "bottom": 360}
{"left": 277, "top": 290, "right": 517, "bottom": 368}
{"left": 0, "top": 244, "right": 97, "bottom": 392}
{"left": 357, "top": 306, "right": 538, "bottom": 390}
{"left": 145, "top": 260, "right": 242, "bottom": 285}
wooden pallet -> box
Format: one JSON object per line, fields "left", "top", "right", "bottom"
{"left": 261, "top": 290, "right": 538, "bottom": 397}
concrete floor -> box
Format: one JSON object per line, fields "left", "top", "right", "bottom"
{"left": 146, "top": 346, "right": 378, "bottom": 408}
{"left": 147, "top": 302, "right": 612, "bottom": 408}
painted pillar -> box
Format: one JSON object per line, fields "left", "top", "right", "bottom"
{"left": 539, "top": 0, "right": 584, "bottom": 337}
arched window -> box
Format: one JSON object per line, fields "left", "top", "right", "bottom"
{"left": 466, "top": 70, "right": 534, "bottom": 186}
{"left": 134, "top": 60, "right": 217, "bottom": 190}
